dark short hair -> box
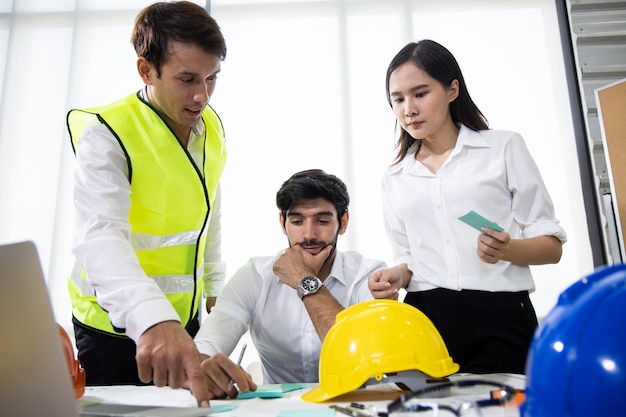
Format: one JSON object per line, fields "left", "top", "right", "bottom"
{"left": 131, "top": 1, "right": 226, "bottom": 76}
{"left": 276, "top": 169, "right": 349, "bottom": 222}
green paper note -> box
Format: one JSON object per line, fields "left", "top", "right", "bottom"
{"left": 280, "top": 383, "right": 310, "bottom": 393}
{"left": 237, "top": 384, "right": 283, "bottom": 399}
{"left": 237, "top": 383, "right": 311, "bottom": 399}
{"left": 211, "top": 403, "right": 240, "bottom": 413}
{"left": 458, "top": 210, "right": 504, "bottom": 232}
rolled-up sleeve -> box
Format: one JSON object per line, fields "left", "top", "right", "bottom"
{"left": 506, "top": 134, "right": 567, "bottom": 244}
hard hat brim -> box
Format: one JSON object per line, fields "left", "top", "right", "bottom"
{"left": 300, "top": 386, "right": 332, "bottom": 403}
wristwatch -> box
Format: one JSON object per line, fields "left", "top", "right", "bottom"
{"left": 297, "top": 276, "right": 323, "bottom": 300}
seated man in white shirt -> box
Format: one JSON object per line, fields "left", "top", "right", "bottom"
{"left": 193, "top": 169, "right": 387, "bottom": 399}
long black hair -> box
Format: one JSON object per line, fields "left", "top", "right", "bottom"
{"left": 385, "top": 40, "right": 488, "bottom": 164}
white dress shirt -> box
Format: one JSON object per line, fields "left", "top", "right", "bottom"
{"left": 71, "top": 91, "right": 225, "bottom": 342}
{"left": 194, "top": 249, "right": 386, "bottom": 383}
{"left": 382, "top": 124, "right": 567, "bottom": 293}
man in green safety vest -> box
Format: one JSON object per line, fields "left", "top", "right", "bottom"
{"left": 66, "top": 1, "right": 227, "bottom": 408}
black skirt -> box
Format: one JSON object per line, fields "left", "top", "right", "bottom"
{"left": 404, "top": 288, "right": 537, "bottom": 374}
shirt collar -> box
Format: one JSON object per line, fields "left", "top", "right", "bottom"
{"left": 138, "top": 87, "right": 205, "bottom": 138}
{"left": 457, "top": 124, "right": 489, "bottom": 149}
{"left": 191, "top": 118, "right": 205, "bottom": 137}
{"left": 325, "top": 250, "right": 347, "bottom": 286}
{"left": 388, "top": 124, "right": 489, "bottom": 175}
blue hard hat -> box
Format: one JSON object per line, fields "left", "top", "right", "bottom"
{"left": 521, "top": 264, "right": 626, "bottom": 417}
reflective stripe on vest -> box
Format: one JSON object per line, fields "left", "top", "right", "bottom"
{"left": 67, "top": 91, "right": 226, "bottom": 336}
{"left": 69, "top": 260, "right": 202, "bottom": 296}
{"left": 131, "top": 230, "right": 201, "bottom": 251}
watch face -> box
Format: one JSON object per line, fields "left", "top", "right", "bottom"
{"left": 301, "top": 276, "right": 320, "bottom": 292}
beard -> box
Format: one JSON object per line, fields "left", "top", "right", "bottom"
{"left": 288, "top": 230, "right": 340, "bottom": 269}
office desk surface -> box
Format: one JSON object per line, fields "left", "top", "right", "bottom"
{"left": 79, "top": 373, "right": 526, "bottom": 417}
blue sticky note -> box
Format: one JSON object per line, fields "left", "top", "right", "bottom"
{"left": 458, "top": 210, "right": 504, "bottom": 232}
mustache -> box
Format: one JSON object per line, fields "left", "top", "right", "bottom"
{"left": 296, "top": 240, "right": 328, "bottom": 248}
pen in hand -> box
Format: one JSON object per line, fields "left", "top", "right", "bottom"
{"left": 228, "top": 343, "right": 247, "bottom": 389}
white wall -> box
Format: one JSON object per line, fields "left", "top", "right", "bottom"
{"left": 0, "top": 0, "right": 595, "bottom": 352}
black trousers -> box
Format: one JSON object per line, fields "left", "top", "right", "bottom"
{"left": 73, "top": 314, "right": 200, "bottom": 386}
{"left": 404, "top": 288, "right": 537, "bottom": 375}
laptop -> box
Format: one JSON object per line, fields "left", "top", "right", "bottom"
{"left": 0, "top": 241, "right": 213, "bottom": 417}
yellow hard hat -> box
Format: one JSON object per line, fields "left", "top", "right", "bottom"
{"left": 302, "top": 299, "right": 459, "bottom": 403}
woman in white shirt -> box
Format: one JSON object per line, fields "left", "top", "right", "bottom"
{"left": 368, "top": 39, "right": 567, "bottom": 374}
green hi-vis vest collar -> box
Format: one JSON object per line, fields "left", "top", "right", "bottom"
{"left": 66, "top": 91, "right": 227, "bottom": 336}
